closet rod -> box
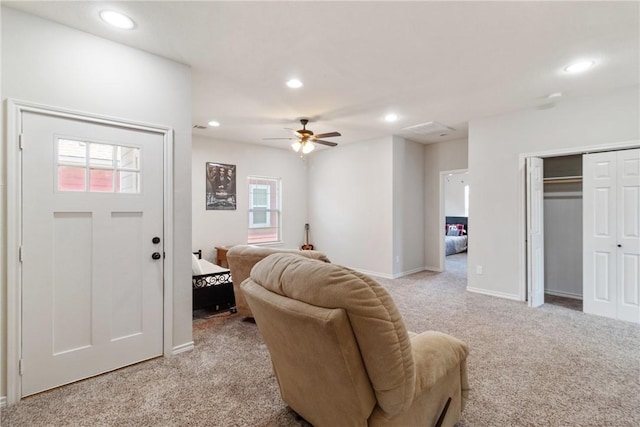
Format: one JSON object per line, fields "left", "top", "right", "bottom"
{"left": 544, "top": 176, "right": 582, "bottom": 184}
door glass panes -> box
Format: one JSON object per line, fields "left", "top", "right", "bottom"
{"left": 117, "top": 146, "right": 140, "bottom": 169}
{"left": 89, "top": 143, "right": 114, "bottom": 167}
{"left": 58, "top": 139, "right": 86, "bottom": 166}
{"left": 118, "top": 171, "right": 140, "bottom": 193}
{"left": 57, "top": 138, "right": 141, "bottom": 193}
{"left": 90, "top": 169, "right": 114, "bottom": 192}
{"left": 58, "top": 166, "right": 86, "bottom": 192}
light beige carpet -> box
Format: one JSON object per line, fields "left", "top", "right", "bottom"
{"left": 2, "top": 253, "right": 639, "bottom": 426}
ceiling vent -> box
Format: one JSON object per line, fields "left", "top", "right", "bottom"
{"left": 400, "top": 121, "right": 455, "bottom": 138}
{"left": 192, "top": 124, "right": 207, "bottom": 130}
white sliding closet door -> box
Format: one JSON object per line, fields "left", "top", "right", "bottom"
{"left": 583, "top": 149, "right": 639, "bottom": 323}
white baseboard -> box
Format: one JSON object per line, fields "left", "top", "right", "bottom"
{"left": 467, "top": 286, "right": 522, "bottom": 301}
{"left": 352, "top": 268, "right": 393, "bottom": 279}
{"left": 545, "top": 290, "right": 583, "bottom": 300}
{"left": 172, "top": 341, "right": 194, "bottom": 355}
{"left": 392, "top": 266, "right": 427, "bottom": 279}
{"left": 348, "top": 266, "right": 431, "bottom": 280}
{"left": 0, "top": 396, "right": 7, "bottom": 408}
{"left": 424, "top": 265, "right": 442, "bottom": 272}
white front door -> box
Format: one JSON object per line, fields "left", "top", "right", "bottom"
{"left": 21, "top": 111, "right": 164, "bottom": 396}
{"left": 583, "top": 149, "right": 639, "bottom": 323}
{"left": 527, "top": 157, "right": 545, "bottom": 307}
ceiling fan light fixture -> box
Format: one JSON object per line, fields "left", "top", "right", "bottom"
{"left": 302, "top": 142, "right": 315, "bottom": 154}
{"left": 291, "top": 141, "right": 302, "bottom": 152}
{"left": 207, "top": 120, "right": 221, "bottom": 127}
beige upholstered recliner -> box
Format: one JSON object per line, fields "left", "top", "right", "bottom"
{"left": 226, "top": 245, "right": 330, "bottom": 318}
{"left": 242, "top": 253, "right": 470, "bottom": 427}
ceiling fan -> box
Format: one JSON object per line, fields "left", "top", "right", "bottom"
{"left": 263, "top": 119, "right": 341, "bottom": 154}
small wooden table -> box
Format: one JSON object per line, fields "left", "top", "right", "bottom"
{"left": 215, "top": 246, "right": 231, "bottom": 268}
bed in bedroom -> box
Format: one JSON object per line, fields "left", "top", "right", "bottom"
{"left": 445, "top": 216, "right": 468, "bottom": 256}
{"left": 192, "top": 250, "right": 236, "bottom": 313}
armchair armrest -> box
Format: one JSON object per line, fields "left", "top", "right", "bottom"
{"left": 410, "top": 331, "right": 469, "bottom": 395}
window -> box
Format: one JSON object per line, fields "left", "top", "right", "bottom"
{"left": 57, "top": 138, "right": 141, "bottom": 193}
{"left": 248, "top": 176, "right": 281, "bottom": 244}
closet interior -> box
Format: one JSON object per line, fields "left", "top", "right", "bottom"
{"left": 543, "top": 154, "right": 583, "bottom": 310}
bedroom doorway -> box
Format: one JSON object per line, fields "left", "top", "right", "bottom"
{"left": 10, "top": 103, "right": 167, "bottom": 400}
{"left": 441, "top": 169, "right": 469, "bottom": 274}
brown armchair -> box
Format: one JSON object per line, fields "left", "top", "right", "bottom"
{"left": 242, "top": 253, "right": 470, "bottom": 427}
{"left": 226, "top": 245, "right": 330, "bottom": 318}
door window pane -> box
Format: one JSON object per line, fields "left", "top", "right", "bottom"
{"left": 89, "top": 143, "right": 114, "bottom": 168}
{"left": 58, "top": 139, "right": 86, "bottom": 166}
{"left": 58, "top": 166, "right": 86, "bottom": 191}
{"left": 90, "top": 169, "right": 114, "bottom": 192}
{"left": 118, "top": 171, "right": 140, "bottom": 193}
{"left": 117, "top": 146, "right": 140, "bottom": 169}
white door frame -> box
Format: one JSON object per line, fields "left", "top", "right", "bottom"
{"left": 6, "top": 99, "right": 175, "bottom": 404}
{"left": 439, "top": 168, "right": 469, "bottom": 272}
{"left": 518, "top": 139, "right": 640, "bottom": 304}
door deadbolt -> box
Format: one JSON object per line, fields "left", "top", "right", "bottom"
{"left": 152, "top": 237, "right": 161, "bottom": 244}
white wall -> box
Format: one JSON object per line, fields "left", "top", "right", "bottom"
{"left": 392, "top": 136, "right": 425, "bottom": 276}
{"left": 1, "top": 8, "right": 193, "bottom": 397}
{"left": 468, "top": 86, "right": 640, "bottom": 300}
{"left": 424, "top": 138, "right": 469, "bottom": 271}
{"left": 308, "top": 138, "right": 394, "bottom": 276}
{"left": 444, "top": 172, "right": 468, "bottom": 217}
{"left": 192, "top": 136, "right": 308, "bottom": 260}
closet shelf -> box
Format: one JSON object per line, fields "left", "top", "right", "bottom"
{"left": 544, "top": 175, "right": 582, "bottom": 184}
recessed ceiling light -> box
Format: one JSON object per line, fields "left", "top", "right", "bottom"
{"left": 99, "top": 10, "right": 135, "bottom": 30}
{"left": 547, "top": 92, "right": 563, "bottom": 99}
{"left": 207, "top": 120, "right": 221, "bottom": 127}
{"left": 286, "top": 79, "right": 303, "bottom": 89}
{"left": 384, "top": 113, "right": 398, "bottom": 123}
{"left": 563, "top": 60, "right": 595, "bottom": 74}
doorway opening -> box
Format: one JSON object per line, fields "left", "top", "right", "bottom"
{"left": 441, "top": 169, "right": 469, "bottom": 274}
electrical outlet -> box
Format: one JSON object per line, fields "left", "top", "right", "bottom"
{"left": 476, "top": 265, "right": 483, "bottom": 275}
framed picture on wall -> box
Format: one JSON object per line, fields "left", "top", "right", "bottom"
{"left": 206, "top": 162, "right": 236, "bottom": 210}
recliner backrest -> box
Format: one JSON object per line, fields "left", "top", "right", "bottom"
{"left": 248, "top": 253, "right": 416, "bottom": 416}
{"left": 227, "top": 245, "right": 330, "bottom": 317}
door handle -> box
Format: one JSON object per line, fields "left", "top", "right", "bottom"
{"left": 617, "top": 244, "right": 622, "bottom": 248}
{"left": 152, "top": 252, "right": 162, "bottom": 260}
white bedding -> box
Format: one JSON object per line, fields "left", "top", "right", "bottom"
{"left": 192, "top": 254, "right": 229, "bottom": 276}
{"left": 445, "top": 235, "right": 468, "bottom": 256}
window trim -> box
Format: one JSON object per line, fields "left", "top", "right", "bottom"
{"left": 247, "top": 176, "right": 282, "bottom": 245}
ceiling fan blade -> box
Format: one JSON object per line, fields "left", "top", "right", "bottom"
{"left": 262, "top": 137, "right": 296, "bottom": 140}
{"left": 314, "top": 139, "right": 338, "bottom": 147}
{"left": 314, "top": 131, "right": 341, "bottom": 139}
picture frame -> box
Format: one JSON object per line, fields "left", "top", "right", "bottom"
{"left": 206, "top": 162, "right": 236, "bottom": 210}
